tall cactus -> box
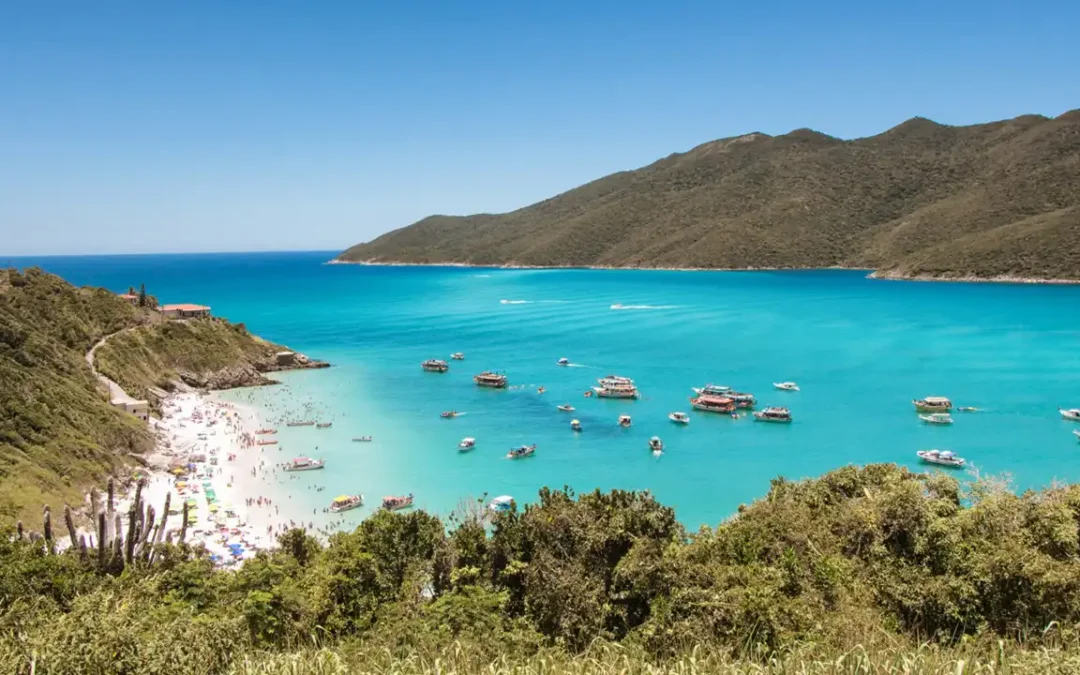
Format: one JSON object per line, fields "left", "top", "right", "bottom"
{"left": 96, "top": 512, "right": 107, "bottom": 568}
{"left": 105, "top": 478, "right": 116, "bottom": 543}
{"left": 42, "top": 506, "right": 53, "bottom": 552}
{"left": 64, "top": 504, "right": 78, "bottom": 551}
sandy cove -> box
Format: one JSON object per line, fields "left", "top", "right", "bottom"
{"left": 120, "top": 391, "right": 354, "bottom": 568}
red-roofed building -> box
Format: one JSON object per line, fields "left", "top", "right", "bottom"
{"left": 160, "top": 303, "right": 211, "bottom": 318}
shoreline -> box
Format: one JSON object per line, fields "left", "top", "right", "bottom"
{"left": 328, "top": 258, "right": 1080, "bottom": 285}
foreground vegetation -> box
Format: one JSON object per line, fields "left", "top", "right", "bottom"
{"left": 339, "top": 109, "right": 1080, "bottom": 280}
{"left": 4, "top": 465, "right": 1080, "bottom": 673}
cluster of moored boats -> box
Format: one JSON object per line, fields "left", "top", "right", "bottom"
{"left": 328, "top": 492, "right": 414, "bottom": 514}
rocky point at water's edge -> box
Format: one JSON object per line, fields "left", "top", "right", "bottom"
{"left": 173, "top": 350, "right": 331, "bottom": 391}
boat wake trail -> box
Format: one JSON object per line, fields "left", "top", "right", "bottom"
{"left": 610, "top": 304, "right": 682, "bottom": 310}
{"left": 501, "top": 299, "right": 569, "bottom": 305}
{"left": 500, "top": 299, "right": 532, "bottom": 304}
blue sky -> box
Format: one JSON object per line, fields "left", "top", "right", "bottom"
{"left": 1, "top": 1, "right": 1076, "bottom": 256}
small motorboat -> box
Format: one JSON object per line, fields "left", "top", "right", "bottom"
{"left": 583, "top": 390, "right": 594, "bottom": 397}
{"left": 382, "top": 493, "right": 414, "bottom": 510}
{"left": 668, "top": 411, "right": 690, "bottom": 425}
{"left": 507, "top": 444, "right": 536, "bottom": 459}
{"left": 916, "top": 449, "right": 965, "bottom": 468}
{"left": 753, "top": 407, "right": 793, "bottom": 423}
{"left": 773, "top": 382, "right": 800, "bottom": 391}
{"left": 352, "top": 436, "right": 373, "bottom": 442}
{"left": 537, "top": 386, "right": 546, "bottom": 394}
{"left": 610, "top": 303, "right": 624, "bottom": 309}
{"left": 957, "top": 406, "right": 979, "bottom": 412}
{"left": 920, "top": 413, "right": 954, "bottom": 425}
{"left": 570, "top": 419, "right": 582, "bottom": 432}
{"left": 913, "top": 397, "right": 953, "bottom": 413}
{"left": 255, "top": 428, "right": 277, "bottom": 435}
{"left": 458, "top": 437, "right": 476, "bottom": 451}
{"left": 488, "top": 495, "right": 514, "bottom": 512}
{"left": 649, "top": 436, "right": 663, "bottom": 454}
{"left": 1059, "top": 408, "right": 1080, "bottom": 421}
{"left": 440, "top": 411, "right": 459, "bottom": 419}
{"left": 450, "top": 352, "right": 465, "bottom": 360}
{"left": 557, "top": 404, "right": 575, "bottom": 412}
{"left": 557, "top": 357, "right": 570, "bottom": 366}
{"left": 329, "top": 494, "right": 364, "bottom": 513}
{"left": 618, "top": 414, "right": 632, "bottom": 427}
{"left": 1074, "top": 430, "right": 1080, "bottom": 442}
{"left": 316, "top": 422, "right": 332, "bottom": 428}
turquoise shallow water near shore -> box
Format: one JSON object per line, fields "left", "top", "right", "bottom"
{"left": 9, "top": 251, "right": 1080, "bottom": 528}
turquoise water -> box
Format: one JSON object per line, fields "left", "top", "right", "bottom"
{"left": 8, "top": 251, "right": 1080, "bottom": 528}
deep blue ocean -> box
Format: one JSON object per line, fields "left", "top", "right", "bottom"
{"left": 7, "top": 250, "right": 1080, "bottom": 528}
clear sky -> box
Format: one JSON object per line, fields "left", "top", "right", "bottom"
{"left": 1, "top": 1, "right": 1076, "bottom": 256}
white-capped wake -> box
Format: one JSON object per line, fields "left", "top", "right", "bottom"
{"left": 610, "top": 303, "right": 682, "bottom": 310}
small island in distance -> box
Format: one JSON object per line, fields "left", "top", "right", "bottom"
{"left": 337, "top": 109, "right": 1080, "bottom": 282}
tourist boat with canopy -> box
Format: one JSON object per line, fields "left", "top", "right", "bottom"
{"left": 726, "top": 392, "right": 757, "bottom": 409}
{"left": 422, "top": 359, "right": 449, "bottom": 372}
{"left": 773, "top": 382, "right": 799, "bottom": 391}
{"left": 920, "top": 412, "right": 954, "bottom": 425}
{"left": 593, "top": 385, "right": 640, "bottom": 399}
{"left": 557, "top": 403, "right": 575, "bottom": 412}
{"left": 570, "top": 419, "right": 582, "bottom": 431}
{"left": 753, "top": 407, "right": 793, "bottom": 423}
{"left": 383, "top": 493, "right": 414, "bottom": 510}
{"left": 649, "top": 436, "right": 663, "bottom": 454}
{"left": 618, "top": 414, "right": 632, "bottom": 427}
{"left": 284, "top": 457, "right": 325, "bottom": 471}
{"left": 458, "top": 437, "right": 476, "bottom": 451}
{"left": 507, "top": 444, "right": 536, "bottom": 459}
{"left": 913, "top": 396, "right": 952, "bottom": 413}
{"left": 668, "top": 411, "right": 690, "bottom": 424}
{"left": 691, "top": 395, "right": 736, "bottom": 413}
{"left": 330, "top": 494, "right": 364, "bottom": 513}
{"left": 1060, "top": 408, "right": 1080, "bottom": 421}
{"left": 916, "top": 449, "right": 965, "bottom": 468}
{"left": 474, "top": 371, "right": 508, "bottom": 388}
{"left": 316, "top": 422, "right": 332, "bottom": 428}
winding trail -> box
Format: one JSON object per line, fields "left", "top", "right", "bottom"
{"left": 86, "top": 327, "right": 142, "bottom": 404}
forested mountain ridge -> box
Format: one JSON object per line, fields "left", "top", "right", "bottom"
{"left": 338, "top": 110, "right": 1080, "bottom": 280}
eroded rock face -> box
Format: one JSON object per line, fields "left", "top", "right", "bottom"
{"left": 175, "top": 352, "right": 330, "bottom": 391}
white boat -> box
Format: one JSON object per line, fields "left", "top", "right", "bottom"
{"left": 284, "top": 457, "right": 325, "bottom": 471}
{"left": 920, "top": 413, "right": 954, "bottom": 425}
{"left": 599, "top": 374, "right": 634, "bottom": 386}
{"left": 458, "top": 437, "right": 476, "bottom": 451}
{"left": 352, "top": 436, "right": 373, "bottom": 442}
{"left": 451, "top": 352, "right": 465, "bottom": 360}
{"left": 421, "top": 359, "right": 449, "bottom": 372}
{"left": 618, "top": 414, "right": 632, "bottom": 427}
{"left": 593, "top": 386, "right": 640, "bottom": 399}
{"left": 488, "top": 495, "right": 514, "bottom": 512}
{"left": 474, "top": 372, "right": 508, "bottom": 388}
{"left": 507, "top": 444, "right": 536, "bottom": 459}
{"left": 1074, "top": 430, "right": 1080, "bottom": 441}
{"left": 557, "top": 404, "right": 575, "bottom": 412}
{"left": 649, "top": 436, "right": 663, "bottom": 454}
{"left": 668, "top": 411, "right": 690, "bottom": 424}
{"left": 557, "top": 357, "right": 570, "bottom": 366}
{"left": 329, "top": 494, "right": 363, "bottom": 513}
{"left": 570, "top": 419, "right": 582, "bottom": 431}
{"left": 610, "top": 303, "right": 624, "bottom": 309}
{"left": 753, "top": 407, "right": 792, "bottom": 423}
{"left": 1060, "top": 408, "right": 1080, "bottom": 421}
{"left": 917, "top": 449, "right": 965, "bottom": 468}
{"left": 773, "top": 382, "right": 799, "bottom": 391}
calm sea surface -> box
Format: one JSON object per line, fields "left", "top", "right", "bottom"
{"left": 7, "top": 251, "right": 1080, "bottom": 527}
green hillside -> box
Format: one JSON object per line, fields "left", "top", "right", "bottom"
{"left": 339, "top": 110, "right": 1080, "bottom": 280}
{"left": 0, "top": 269, "right": 153, "bottom": 520}
{"left": 5, "top": 465, "right": 1080, "bottom": 673}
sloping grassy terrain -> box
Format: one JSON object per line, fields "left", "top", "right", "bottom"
{"left": 94, "top": 317, "right": 286, "bottom": 403}
{"left": 4, "top": 465, "right": 1080, "bottom": 673}
{"left": 339, "top": 110, "right": 1080, "bottom": 280}
{"left": 0, "top": 268, "right": 152, "bottom": 521}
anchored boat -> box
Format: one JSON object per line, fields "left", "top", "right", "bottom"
{"left": 753, "top": 407, "right": 792, "bottom": 423}
{"left": 668, "top": 411, "right": 690, "bottom": 424}
{"left": 914, "top": 397, "right": 952, "bottom": 413}
{"left": 422, "top": 359, "right": 449, "bottom": 372}
{"left": 920, "top": 413, "right": 954, "bottom": 425}
{"left": 570, "top": 419, "right": 582, "bottom": 431}
{"left": 618, "top": 414, "right": 632, "bottom": 427}
{"left": 451, "top": 352, "right": 465, "bottom": 360}
{"left": 474, "top": 372, "right": 509, "bottom": 388}
{"left": 649, "top": 436, "right": 663, "bottom": 455}
{"left": 458, "top": 437, "right": 476, "bottom": 451}
{"left": 284, "top": 457, "right": 325, "bottom": 471}
{"left": 557, "top": 404, "right": 575, "bottom": 412}
{"left": 917, "top": 449, "right": 965, "bottom": 468}
{"left": 329, "top": 494, "right": 364, "bottom": 513}
{"left": 773, "top": 382, "right": 799, "bottom": 391}
{"left": 507, "top": 444, "right": 536, "bottom": 459}
{"left": 690, "top": 395, "right": 736, "bottom": 413}
{"left": 383, "top": 493, "right": 414, "bottom": 510}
